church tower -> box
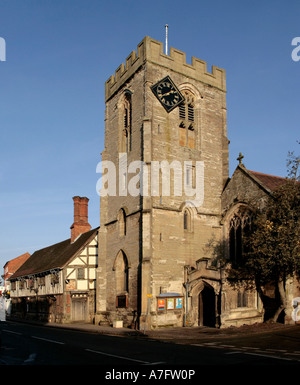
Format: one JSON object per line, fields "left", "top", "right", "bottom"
{"left": 96, "top": 36, "right": 229, "bottom": 329}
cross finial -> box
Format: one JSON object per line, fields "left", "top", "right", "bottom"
{"left": 237, "top": 152, "right": 244, "bottom": 165}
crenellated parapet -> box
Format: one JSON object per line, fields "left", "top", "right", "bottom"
{"left": 105, "top": 36, "right": 226, "bottom": 101}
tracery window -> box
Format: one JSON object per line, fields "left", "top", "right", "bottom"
{"left": 179, "top": 90, "right": 195, "bottom": 148}
{"left": 229, "top": 207, "right": 252, "bottom": 265}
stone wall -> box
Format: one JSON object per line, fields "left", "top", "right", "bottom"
{"left": 96, "top": 36, "right": 230, "bottom": 329}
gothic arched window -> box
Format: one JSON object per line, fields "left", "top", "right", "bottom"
{"left": 229, "top": 207, "right": 252, "bottom": 266}
{"left": 183, "top": 208, "right": 192, "bottom": 232}
{"left": 120, "top": 92, "right": 132, "bottom": 153}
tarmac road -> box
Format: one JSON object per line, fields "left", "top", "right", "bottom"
{"left": 44, "top": 319, "right": 300, "bottom": 363}
{"left": 1, "top": 319, "right": 299, "bottom": 367}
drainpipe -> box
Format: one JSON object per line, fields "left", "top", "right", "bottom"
{"left": 183, "top": 265, "right": 190, "bottom": 327}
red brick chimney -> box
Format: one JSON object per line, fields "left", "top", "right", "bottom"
{"left": 70, "top": 196, "right": 91, "bottom": 242}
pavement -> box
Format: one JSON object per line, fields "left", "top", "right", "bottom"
{"left": 44, "top": 321, "right": 300, "bottom": 360}
{"left": 6, "top": 316, "right": 300, "bottom": 340}
{"left": 23, "top": 319, "right": 300, "bottom": 350}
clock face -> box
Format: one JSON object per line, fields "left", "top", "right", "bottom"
{"left": 151, "top": 76, "right": 185, "bottom": 112}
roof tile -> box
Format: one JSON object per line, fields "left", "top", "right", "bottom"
{"left": 10, "top": 227, "right": 99, "bottom": 280}
{"left": 248, "top": 170, "right": 288, "bottom": 191}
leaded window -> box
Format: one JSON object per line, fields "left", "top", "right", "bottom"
{"left": 229, "top": 208, "right": 252, "bottom": 265}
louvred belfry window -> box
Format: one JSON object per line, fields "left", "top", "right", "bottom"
{"left": 179, "top": 90, "right": 195, "bottom": 148}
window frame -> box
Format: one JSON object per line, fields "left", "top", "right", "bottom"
{"left": 229, "top": 208, "right": 253, "bottom": 266}
{"left": 120, "top": 92, "right": 132, "bottom": 153}
{"left": 178, "top": 90, "right": 196, "bottom": 148}
{"left": 183, "top": 208, "right": 193, "bottom": 232}
{"left": 77, "top": 267, "right": 85, "bottom": 280}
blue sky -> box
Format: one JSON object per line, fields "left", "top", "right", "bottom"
{"left": 0, "top": 0, "right": 299, "bottom": 272}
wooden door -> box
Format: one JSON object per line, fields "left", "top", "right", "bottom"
{"left": 71, "top": 299, "right": 87, "bottom": 322}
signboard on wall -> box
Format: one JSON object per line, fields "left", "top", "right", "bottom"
{"left": 167, "top": 298, "right": 174, "bottom": 309}
{"left": 175, "top": 297, "right": 183, "bottom": 309}
{"left": 158, "top": 299, "right": 165, "bottom": 310}
{"left": 157, "top": 294, "right": 183, "bottom": 311}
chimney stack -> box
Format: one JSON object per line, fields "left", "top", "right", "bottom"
{"left": 70, "top": 196, "right": 91, "bottom": 242}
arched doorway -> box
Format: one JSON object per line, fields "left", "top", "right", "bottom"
{"left": 198, "top": 284, "right": 216, "bottom": 327}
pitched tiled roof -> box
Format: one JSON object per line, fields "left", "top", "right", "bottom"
{"left": 10, "top": 227, "right": 99, "bottom": 280}
{"left": 4, "top": 252, "right": 31, "bottom": 273}
{"left": 247, "top": 170, "right": 289, "bottom": 191}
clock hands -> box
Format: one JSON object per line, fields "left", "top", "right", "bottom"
{"left": 161, "top": 89, "right": 176, "bottom": 97}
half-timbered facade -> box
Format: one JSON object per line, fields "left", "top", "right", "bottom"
{"left": 9, "top": 197, "right": 99, "bottom": 323}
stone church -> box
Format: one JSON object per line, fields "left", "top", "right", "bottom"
{"left": 95, "top": 36, "right": 298, "bottom": 330}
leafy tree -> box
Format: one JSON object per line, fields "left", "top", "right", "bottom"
{"left": 286, "top": 140, "right": 300, "bottom": 181}
{"left": 249, "top": 181, "right": 299, "bottom": 321}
